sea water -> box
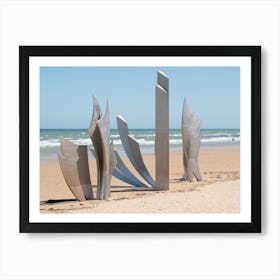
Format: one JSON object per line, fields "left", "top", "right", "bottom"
{"left": 40, "top": 128, "right": 240, "bottom": 162}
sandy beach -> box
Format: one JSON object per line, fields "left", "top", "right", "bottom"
{"left": 40, "top": 145, "right": 240, "bottom": 214}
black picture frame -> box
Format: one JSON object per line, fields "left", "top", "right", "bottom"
{"left": 19, "top": 46, "right": 261, "bottom": 233}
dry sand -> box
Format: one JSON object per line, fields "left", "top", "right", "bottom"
{"left": 40, "top": 146, "right": 240, "bottom": 214}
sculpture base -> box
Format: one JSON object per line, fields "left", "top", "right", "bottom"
{"left": 183, "top": 158, "right": 203, "bottom": 182}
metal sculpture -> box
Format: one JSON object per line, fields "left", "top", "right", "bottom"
{"left": 113, "top": 150, "right": 148, "bottom": 188}
{"left": 57, "top": 71, "right": 202, "bottom": 202}
{"left": 92, "top": 146, "right": 148, "bottom": 189}
{"left": 181, "top": 98, "right": 203, "bottom": 181}
{"left": 57, "top": 137, "right": 93, "bottom": 201}
{"left": 155, "top": 71, "right": 169, "bottom": 190}
{"left": 108, "top": 141, "right": 117, "bottom": 197}
{"left": 116, "top": 115, "right": 156, "bottom": 188}
{"left": 88, "top": 97, "right": 113, "bottom": 200}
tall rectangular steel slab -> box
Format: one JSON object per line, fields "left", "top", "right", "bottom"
{"left": 155, "top": 71, "right": 169, "bottom": 190}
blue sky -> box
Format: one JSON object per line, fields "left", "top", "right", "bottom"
{"left": 40, "top": 66, "right": 240, "bottom": 129}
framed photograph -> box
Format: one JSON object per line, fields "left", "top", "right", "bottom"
{"left": 20, "top": 46, "right": 261, "bottom": 233}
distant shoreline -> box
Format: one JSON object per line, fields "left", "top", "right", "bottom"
{"left": 40, "top": 143, "right": 240, "bottom": 163}
{"left": 40, "top": 128, "right": 240, "bottom": 162}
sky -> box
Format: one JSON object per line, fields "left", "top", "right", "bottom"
{"left": 40, "top": 66, "right": 240, "bottom": 129}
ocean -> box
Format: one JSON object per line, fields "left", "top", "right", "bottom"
{"left": 40, "top": 128, "right": 240, "bottom": 162}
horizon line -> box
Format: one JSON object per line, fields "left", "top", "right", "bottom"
{"left": 40, "top": 127, "right": 241, "bottom": 130}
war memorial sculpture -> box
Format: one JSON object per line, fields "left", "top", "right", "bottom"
{"left": 57, "top": 71, "right": 202, "bottom": 201}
